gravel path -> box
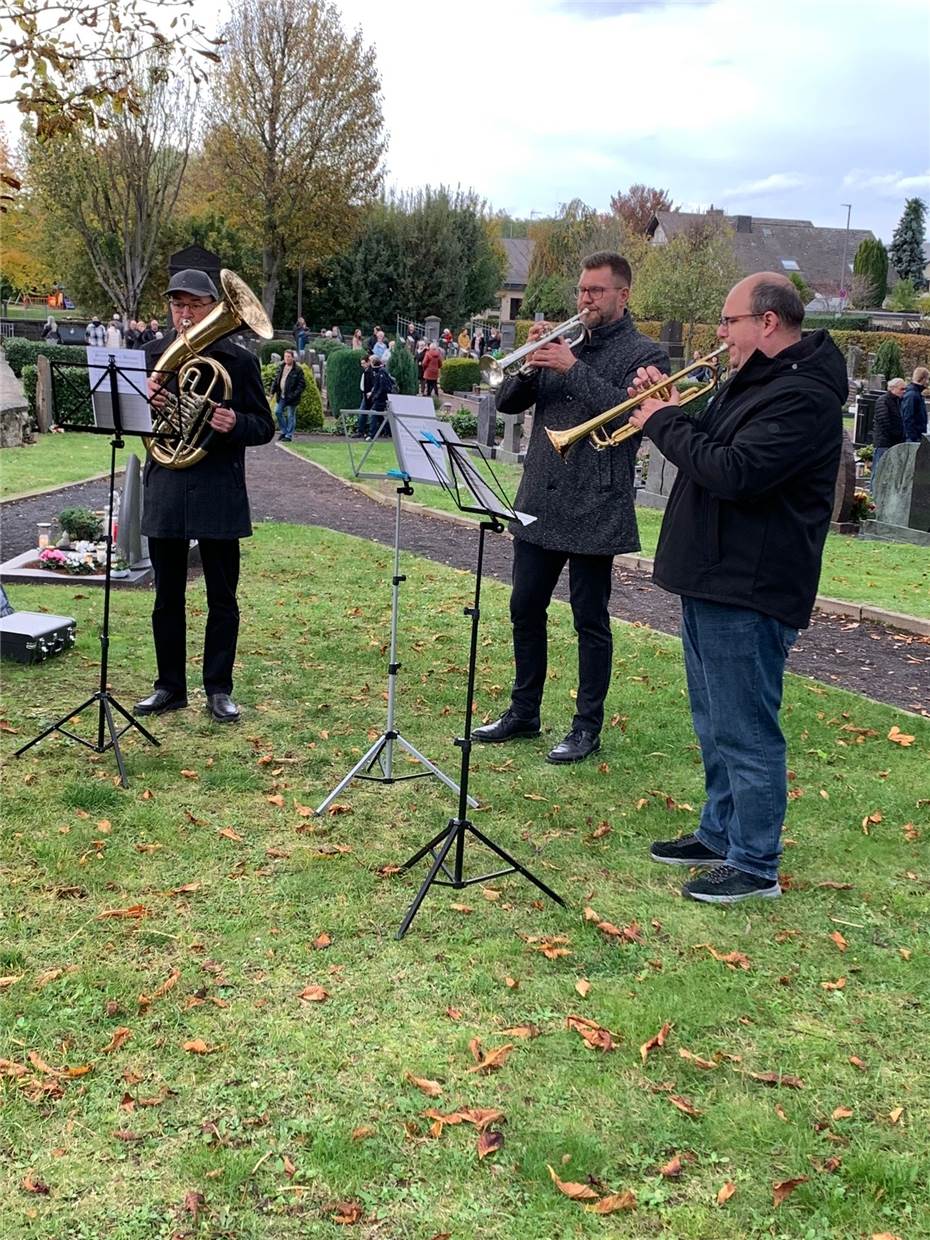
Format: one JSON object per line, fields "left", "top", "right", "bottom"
{"left": 3, "top": 438, "right": 928, "bottom": 715}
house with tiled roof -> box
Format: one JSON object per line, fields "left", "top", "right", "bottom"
{"left": 646, "top": 208, "right": 876, "bottom": 298}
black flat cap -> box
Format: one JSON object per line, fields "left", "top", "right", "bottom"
{"left": 164, "top": 269, "right": 219, "bottom": 299}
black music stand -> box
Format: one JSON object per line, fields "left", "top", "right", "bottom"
{"left": 395, "top": 428, "right": 565, "bottom": 938}
{"left": 15, "top": 355, "right": 160, "bottom": 787}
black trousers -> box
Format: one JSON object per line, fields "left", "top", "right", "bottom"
{"left": 148, "top": 537, "right": 241, "bottom": 697}
{"left": 509, "top": 539, "right": 614, "bottom": 733}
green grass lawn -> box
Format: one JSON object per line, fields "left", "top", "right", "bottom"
{"left": 1, "top": 522, "right": 927, "bottom": 1239}
{"left": 294, "top": 441, "right": 930, "bottom": 621}
{"left": 0, "top": 432, "right": 134, "bottom": 499}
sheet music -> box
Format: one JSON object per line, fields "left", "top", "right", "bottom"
{"left": 86, "top": 347, "right": 153, "bottom": 433}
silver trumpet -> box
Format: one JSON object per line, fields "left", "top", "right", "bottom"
{"left": 478, "top": 309, "right": 590, "bottom": 388}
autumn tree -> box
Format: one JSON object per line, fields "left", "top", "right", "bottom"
{"left": 610, "top": 184, "right": 676, "bottom": 235}
{"left": 521, "top": 199, "right": 637, "bottom": 320}
{"left": 25, "top": 54, "right": 194, "bottom": 317}
{"left": 631, "top": 219, "right": 743, "bottom": 350}
{"left": 0, "top": 133, "right": 55, "bottom": 298}
{"left": 0, "top": 0, "right": 217, "bottom": 138}
{"left": 203, "top": 0, "right": 384, "bottom": 320}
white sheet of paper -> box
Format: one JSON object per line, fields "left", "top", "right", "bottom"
{"left": 86, "top": 347, "right": 153, "bottom": 433}
{"left": 387, "top": 397, "right": 451, "bottom": 486}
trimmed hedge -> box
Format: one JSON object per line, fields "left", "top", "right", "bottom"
{"left": 440, "top": 356, "right": 480, "bottom": 393}
{"left": 325, "top": 348, "right": 364, "bottom": 417}
{"left": 259, "top": 339, "right": 296, "bottom": 365}
{"left": 388, "top": 344, "right": 418, "bottom": 395}
{"left": 311, "top": 337, "right": 348, "bottom": 358}
{"left": 4, "top": 338, "right": 84, "bottom": 377}
{"left": 21, "top": 364, "right": 93, "bottom": 425}
{"left": 802, "top": 314, "right": 871, "bottom": 331}
{"left": 260, "top": 362, "right": 324, "bottom": 431}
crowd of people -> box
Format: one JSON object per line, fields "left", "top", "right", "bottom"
{"left": 45, "top": 314, "right": 166, "bottom": 349}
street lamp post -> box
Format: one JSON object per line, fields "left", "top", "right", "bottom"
{"left": 838, "top": 203, "right": 852, "bottom": 315}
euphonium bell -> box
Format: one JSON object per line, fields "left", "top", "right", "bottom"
{"left": 143, "top": 269, "right": 273, "bottom": 470}
{"left": 546, "top": 346, "right": 728, "bottom": 458}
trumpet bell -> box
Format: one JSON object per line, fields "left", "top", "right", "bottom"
{"left": 478, "top": 354, "right": 505, "bottom": 388}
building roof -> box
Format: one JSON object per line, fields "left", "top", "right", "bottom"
{"left": 647, "top": 210, "right": 876, "bottom": 293}
{"left": 501, "top": 237, "right": 534, "bottom": 288}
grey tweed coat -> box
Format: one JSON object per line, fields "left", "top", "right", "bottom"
{"left": 496, "top": 314, "right": 670, "bottom": 556}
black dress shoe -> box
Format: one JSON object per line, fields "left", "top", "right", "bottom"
{"left": 472, "top": 708, "right": 541, "bottom": 743}
{"left": 133, "top": 688, "right": 188, "bottom": 716}
{"left": 546, "top": 728, "right": 600, "bottom": 764}
{"left": 206, "top": 693, "right": 241, "bottom": 723}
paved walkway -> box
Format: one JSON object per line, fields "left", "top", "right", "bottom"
{"left": 2, "top": 438, "right": 928, "bottom": 715}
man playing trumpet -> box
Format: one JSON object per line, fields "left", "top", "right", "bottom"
{"left": 629, "top": 273, "right": 845, "bottom": 903}
{"left": 473, "top": 251, "right": 669, "bottom": 763}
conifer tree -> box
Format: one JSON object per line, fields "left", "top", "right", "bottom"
{"left": 852, "top": 237, "right": 889, "bottom": 306}
{"left": 888, "top": 198, "right": 927, "bottom": 287}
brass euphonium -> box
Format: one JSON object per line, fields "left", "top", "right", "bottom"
{"left": 546, "top": 345, "right": 728, "bottom": 458}
{"left": 143, "top": 269, "right": 274, "bottom": 470}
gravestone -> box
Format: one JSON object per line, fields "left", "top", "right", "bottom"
{"left": 425, "top": 315, "right": 440, "bottom": 344}
{"left": 35, "top": 354, "right": 54, "bottom": 432}
{"left": 500, "top": 413, "right": 524, "bottom": 460}
{"left": 116, "top": 453, "right": 149, "bottom": 568}
{"left": 660, "top": 321, "right": 684, "bottom": 369}
{"left": 0, "top": 351, "right": 30, "bottom": 447}
{"left": 500, "top": 322, "right": 516, "bottom": 352}
{"left": 635, "top": 443, "right": 677, "bottom": 510}
{"left": 846, "top": 344, "right": 864, "bottom": 377}
{"left": 830, "top": 432, "right": 857, "bottom": 531}
{"left": 476, "top": 393, "right": 496, "bottom": 447}
{"left": 861, "top": 439, "right": 930, "bottom": 545}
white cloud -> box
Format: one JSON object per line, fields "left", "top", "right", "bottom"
{"left": 843, "top": 168, "right": 930, "bottom": 196}
{"left": 721, "top": 173, "right": 808, "bottom": 197}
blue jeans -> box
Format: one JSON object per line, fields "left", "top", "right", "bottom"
{"left": 275, "top": 401, "right": 296, "bottom": 439}
{"left": 682, "top": 597, "right": 797, "bottom": 882}
{"left": 870, "top": 446, "right": 885, "bottom": 492}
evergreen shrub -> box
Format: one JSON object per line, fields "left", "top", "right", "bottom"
{"left": 325, "top": 348, "right": 364, "bottom": 417}
{"left": 259, "top": 339, "right": 296, "bottom": 364}
{"left": 440, "top": 356, "right": 480, "bottom": 393}
{"left": 4, "top": 339, "right": 83, "bottom": 377}
{"left": 873, "top": 339, "right": 905, "bottom": 383}
{"left": 311, "top": 337, "right": 348, "bottom": 357}
{"left": 388, "top": 345, "right": 418, "bottom": 395}
{"left": 21, "top": 364, "right": 93, "bottom": 425}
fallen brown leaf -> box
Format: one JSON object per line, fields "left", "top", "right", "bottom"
{"left": 312, "top": 933, "right": 332, "bottom": 950}
{"left": 586, "top": 1189, "right": 637, "bottom": 1214}
{"left": 849, "top": 1056, "right": 868, "bottom": 1071}
{"left": 298, "top": 985, "right": 329, "bottom": 1003}
{"left": 331, "top": 1200, "right": 362, "bottom": 1224}
{"left": 182, "top": 1039, "right": 216, "bottom": 1055}
{"left": 773, "top": 1176, "right": 808, "bottom": 1206}
{"left": 180, "top": 769, "right": 199, "bottom": 780}
{"left": 101, "top": 1026, "right": 132, "bottom": 1054}
{"left": 886, "top": 726, "right": 915, "bottom": 746}
{"left": 829, "top": 930, "right": 848, "bottom": 952}
{"left": 659, "top": 1155, "right": 683, "bottom": 1178}
{"left": 467, "top": 1041, "right": 514, "bottom": 1073}
{"left": 351, "top": 1126, "right": 374, "bottom": 1140}
{"left": 831, "top": 1105, "right": 854, "bottom": 1120}
{"left": 678, "top": 1048, "right": 718, "bottom": 1070}
{"left": 696, "top": 943, "right": 751, "bottom": 970}
{"left": 640, "top": 1021, "right": 672, "bottom": 1064}
{"left": 888, "top": 1106, "right": 904, "bottom": 1124}
{"left": 566, "top": 1014, "right": 616, "bottom": 1052}
{"left": 575, "top": 978, "right": 591, "bottom": 998}
{"left": 821, "top": 977, "right": 846, "bottom": 990}
{"left": 547, "top": 1164, "right": 599, "bottom": 1201}
{"left": 502, "top": 1023, "right": 540, "bottom": 1039}
{"left": 266, "top": 794, "right": 285, "bottom": 807}
{"left": 746, "top": 1071, "right": 804, "bottom": 1089}
{"left": 668, "top": 1094, "right": 702, "bottom": 1117}
{"left": 716, "top": 1181, "right": 736, "bottom": 1205}
{"left": 217, "top": 827, "right": 243, "bottom": 842}
{"left": 504, "top": 976, "right": 519, "bottom": 989}
{"left": 21, "top": 1170, "right": 50, "bottom": 1195}
{"left": 97, "top": 904, "right": 148, "bottom": 920}
{"left": 476, "top": 1129, "right": 504, "bottom": 1160}
{"left": 404, "top": 1071, "right": 442, "bottom": 1098}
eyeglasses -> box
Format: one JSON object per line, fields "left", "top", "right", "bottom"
{"left": 718, "top": 312, "right": 765, "bottom": 328}
{"left": 169, "top": 298, "right": 212, "bottom": 311}
{"left": 574, "top": 285, "right": 625, "bottom": 299}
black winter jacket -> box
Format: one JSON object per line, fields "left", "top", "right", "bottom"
{"left": 141, "top": 332, "right": 274, "bottom": 540}
{"left": 496, "top": 314, "right": 669, "bottom": 555}
{"left": 872, "top": 391, "right": 904, "bottom": 451}
{"left": 271, "top": 361, "right": 307, "bottom": 406}
{"left": 645, "top": 330, "right": 845, "bottom": 629}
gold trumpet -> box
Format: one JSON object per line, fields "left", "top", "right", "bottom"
{"left": 546, "top": 345, "right": 728, "bottom": 458}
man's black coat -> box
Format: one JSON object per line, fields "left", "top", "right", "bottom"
{"left": 141, "top": 333, "right": 274, "bottom": 540}
{"left": 645, "top": 329, "right": 846, "bottom": 630}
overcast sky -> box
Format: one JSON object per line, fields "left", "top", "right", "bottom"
{"left": 330, "top": 0, "right": 929, "bottom": 243}
{"left": 3, "top": 0, "right": 928, "bottom": 244}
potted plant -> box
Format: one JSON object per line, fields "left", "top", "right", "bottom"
{"left": 58, "top": 506, "right": 103, "bottom": 545}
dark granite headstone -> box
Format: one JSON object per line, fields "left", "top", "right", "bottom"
{"left": 872, "top": 439, "right": 930, "bottom": 532}
{"left": 35, "top": 354, "right": 53, "bottom": 432}
{"left": 831, "top": 432, "right": 857, "bottom": 525}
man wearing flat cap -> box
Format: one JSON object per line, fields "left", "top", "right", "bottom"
{"left": 134, "top": 268, "right": 274, "bottom": 724}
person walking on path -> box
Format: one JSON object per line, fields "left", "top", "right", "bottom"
{"left": 421, "top": 341, "right": 444, "bottom": 397}
{"left": 270, "top": 348, "right": 306, "bottom": 442}
{"left": 472, "top": 250, "right": 669, "bottom": 765}
{"left": 630, "top": 272, "right": 845, "bottom": 905}
{"left": 85, "top": 315, "right": 106, "bottom": 347}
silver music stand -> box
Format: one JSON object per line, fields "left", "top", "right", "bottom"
{"left": 316, "top": 398, "right": 476, "bottom": 814}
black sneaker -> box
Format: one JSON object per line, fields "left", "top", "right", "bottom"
{"left": 472, "top": 709, "right": 541, "bottom": 743}
{"left": 682, "top": 864, "right": 781, "bottom": 904}
{"left": 650, "top": 832, "right": 725, "bottom": 868}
